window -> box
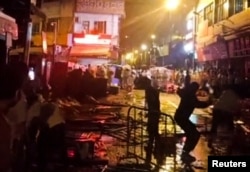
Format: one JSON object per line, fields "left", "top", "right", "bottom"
{"left": 46, "top": 18, "right": 59, "bottom": 32}
{"left": 82, "top": 21, "right": 90, "bottom": 33}
{"left": 235, "top": 0, "right": 244, "bottom": 12}
{"left": 75, "top": 17, "right": 79, "bottom": 23}
{"left": 32, "top": 23, "right": 40, "bottom": 35}
{"left": 90, "top": 21, "right": 107, "bottom": 34}
{"left": 215, "top": 0, "right": 228, "bottom": 23}
{"left": 229, "top": 0, "right": 244, "bottom": 16}
{"left": 204, "top": 3, "right": 214, "bottom": 26}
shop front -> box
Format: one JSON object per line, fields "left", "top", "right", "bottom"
{"left": 0, "top": 11, "right": 18, "bottom": 64}
{"left": 70, "top": 33, "right": 119, "bottom": 65}
{"left": 227, "top": 34, "right": 250, "bottom": 76}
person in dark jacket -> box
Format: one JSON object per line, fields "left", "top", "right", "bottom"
{"left": 174, "top": 82, "right": 210, "bottom": 163}
{"left": 144, "top": 77, "right": 161, "bottom": 165}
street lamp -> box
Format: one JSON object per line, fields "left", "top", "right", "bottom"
{"left": 151, "top": 34, "right": 156, "bottom": 44}
{"left": 141, "top": 44, "right": 147, "bottom": 67}
{"left": 165, "top": 0, "right": 180, "bottom": 10}
{"left": 150, "top": 35, "right": 156, "bottom": 67}
{"left": 141, "top": 44, "right": 147, "bottom": 51}
{"left": 133, "top": 50, "right": 139, "bottom": 67}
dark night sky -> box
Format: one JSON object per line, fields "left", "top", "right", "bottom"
{"left": 120, "top": 0, "right": 196, "bottom": 50}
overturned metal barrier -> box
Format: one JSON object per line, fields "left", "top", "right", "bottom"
{"left": 115, "top": 105, "right": 178, "bottom": 170}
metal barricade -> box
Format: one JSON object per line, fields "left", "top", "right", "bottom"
{"left": 119, "top": 105, "right": 177, "bottom": 169}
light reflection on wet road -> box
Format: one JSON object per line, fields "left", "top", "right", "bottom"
{"left": 97, "top": 89, "right": 248, "bottom": 172}
{"left": 98, "top": 90, "right": 209, "bottom": 171}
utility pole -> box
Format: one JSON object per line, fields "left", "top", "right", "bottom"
{"left": 51, "top": 21, "right": 58, "bottom": 64}
{"left": 24, "top": 21, "right": 33, "bottom": 65}
{"left": 23, "top": 0, "right": 32, "bottom": 65}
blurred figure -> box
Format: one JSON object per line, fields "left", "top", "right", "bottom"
{"left": 174, "top": 82, "right": 210, "bottom": 163}
{"left": 36, "top": 102, "right": 65, "bottom": 172}
{"left": 208, "top": 84, "right": 241, "bottom": 149}
{"left": 0, "top": 62, "right": 28, "bottom": 172}
{"left": 144, "top": 76, "right": 161, "bottom": 165}
{"left": 121, "top": 66, "right": 131, "bottom": 89}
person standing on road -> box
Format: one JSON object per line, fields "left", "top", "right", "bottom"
{"left": 144, "top": 76, "right": 161, "bottom": 165}
{"left": 174, "top": 82, "right": 211, "bottom": 163}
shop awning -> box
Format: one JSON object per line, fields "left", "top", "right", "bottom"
{"left": 0, "top": 11, "right": 18, "bottom": 40}
{"left": 9, "top": 46, "right": 53, "bottom": 56}
{"left": 70, "top": 44, "right": 111, "bottom": 57}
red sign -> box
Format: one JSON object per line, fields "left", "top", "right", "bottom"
{"left": 70, "top": 44, "right": 111, "bottom": 57}
{"left": 73, "top": 33, "right": 112, "bottom": 45}
{"left": 41, "top": 31, "right": 48, "bottom": 54}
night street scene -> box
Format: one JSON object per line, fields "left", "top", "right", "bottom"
{"left": 1, "top": 0, "right": 250, "bottom": 172}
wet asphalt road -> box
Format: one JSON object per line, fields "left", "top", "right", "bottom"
{"left": 72, "top": 89, "right": 249, "bottom": 172}
{"left": 97, "top": 89, "right": 214, "bottom": 171}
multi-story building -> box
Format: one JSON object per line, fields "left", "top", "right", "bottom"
{"left": 184, "top": 0, "right": 250, "bottom": 75}
{"left": 71, "top": 0, "right": 124, "bottom": 65}
{"left": 29, "top": 0, "right": 124, "bottom": 65}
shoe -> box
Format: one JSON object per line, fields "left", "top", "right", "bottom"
{"left": 181, "top": 152, "right": 196, "bottom": 163}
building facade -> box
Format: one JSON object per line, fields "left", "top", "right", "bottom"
{"left": 184, "top": 0, "right": 250, "bottom": 75}
{"left": 0, "top": 11, "right": 18, "bottom": 64}
{"left": 30, "top": 0, "right": 124, "bottom": 65}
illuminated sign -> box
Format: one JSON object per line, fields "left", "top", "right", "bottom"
{"left": 42, "top": 31, "right": 48, "bottom": 54}
{"left": 184, "top": 42, "right": 193, "bottom": 53}
{"left": 76, "top": 0, "right": 125, "bottom": 15}
{"left": 74, "top": 34, "right": 112, "bottom": 45}
{"left": 185, "top": 32, "right": 193, "bottom": 40}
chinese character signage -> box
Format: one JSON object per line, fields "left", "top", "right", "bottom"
{"left": 76, "top": 0, "right": 125, "bottom": 15}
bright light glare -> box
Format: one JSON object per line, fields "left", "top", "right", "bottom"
{"left": 184, "top": 42, "right": 193, "bottom": 52}
{"left": 141, "top": 44, "right": 147, "bottom": 50}
{"left": 125, "top": 53, "right": 133, "bottom": 60}
{"left": 223, "top": 2, "right": 229, "bottom": 9}
{"left": 165, "top": 0, "right": 180, "bottom": 10}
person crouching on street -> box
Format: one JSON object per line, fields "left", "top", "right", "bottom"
{"left": 174, "top": 82, "right": 211, "bottom": 163}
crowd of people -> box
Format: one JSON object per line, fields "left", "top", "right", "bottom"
{"left": 0, "top": 61, "right": 248, "bottom": 171}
